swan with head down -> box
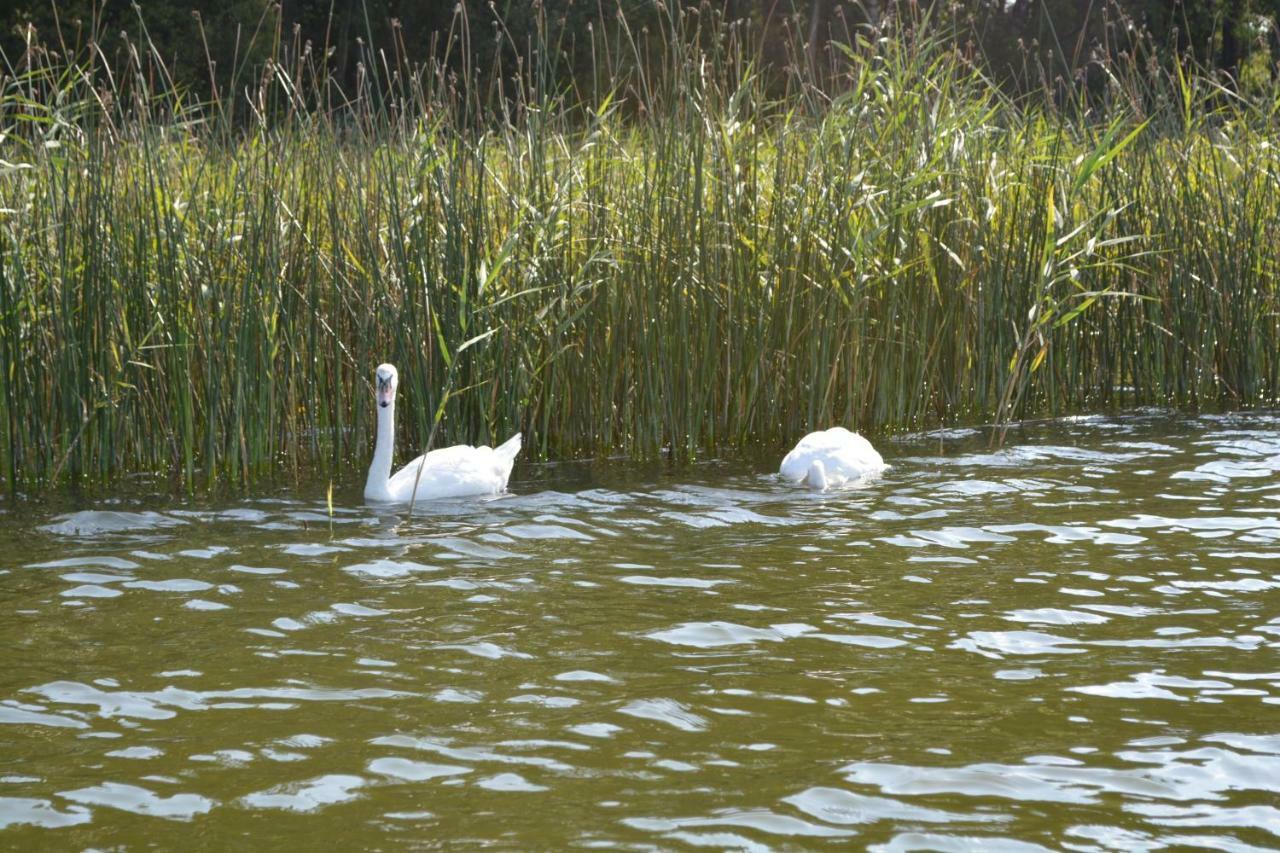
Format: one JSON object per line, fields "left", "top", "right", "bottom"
{"left": 364, "top": 363, "right": 521, "bottom": 502}
{"left": 779, "top": 427, "right": 886, "bottom": 491}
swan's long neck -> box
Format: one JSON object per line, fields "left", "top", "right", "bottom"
{"left": 365, "top": 402, "right": 395, "bottom": 501}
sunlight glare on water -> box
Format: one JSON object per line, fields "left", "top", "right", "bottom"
{"left": 2, "top": 412, "right": 1279, "bottom": 849}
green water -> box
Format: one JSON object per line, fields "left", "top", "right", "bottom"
{"left": 2, "top": 412, "right": 1278, "bottom": 850}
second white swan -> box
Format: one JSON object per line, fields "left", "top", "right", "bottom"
{"left": 364, "top": 363, "right": 521, "bottom": 502}
{"left": 779, "top": 427, "right": 886, "bottom": 491}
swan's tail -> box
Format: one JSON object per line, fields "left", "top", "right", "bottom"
{"left": 494, "top": 433, "right": 522, "bottom": 462}
{"left": 805, "top": 460, "right": 829, "bottom": 491}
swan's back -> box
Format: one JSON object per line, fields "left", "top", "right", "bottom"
{"left": 780, "top": 427, "right": 885, "bottom": 488}
{"left": 387, "top": 434, "right": 521, "bottom": 501}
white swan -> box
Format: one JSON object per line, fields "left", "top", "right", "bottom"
{"left": 364, "top": 364, "right": 522, "bottom": 502}
{"left": 779, "top": 427, "right": 886, "bottom": 491}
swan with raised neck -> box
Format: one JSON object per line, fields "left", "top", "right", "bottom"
{"left": 364, "top": 363, "right": 522, "bottom": 502}
{"left": 364, "top": 363, "right": 400, "bottom": 502}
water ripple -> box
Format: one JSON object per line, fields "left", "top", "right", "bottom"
{"left": 4, "top": 412, "right": 1280, "bottom": 848}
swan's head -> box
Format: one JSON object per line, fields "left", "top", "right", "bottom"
{"left": 375, "top": 363, "right": 398, "bottom": 409}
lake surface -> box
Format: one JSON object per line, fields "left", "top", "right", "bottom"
{"left": 2, "top": 412, "right": 1279, "bottom": 850}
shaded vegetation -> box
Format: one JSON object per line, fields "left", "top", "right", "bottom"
{"left": 5, "top": 1, "right": 1280, "bottom": 108}
{"left": 2, "top": 4, "right": 1280, "bottom": 492}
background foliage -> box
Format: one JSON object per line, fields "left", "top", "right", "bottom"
{"left": 2, "top": 2, "right": 1280, "bottom": 493}
{"left": 4, "top": 1, "right": 1280, "bottom": 106}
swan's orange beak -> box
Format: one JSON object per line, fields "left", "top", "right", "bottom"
{"left": 377, "top": 380, "right": 394, "bottom": 409}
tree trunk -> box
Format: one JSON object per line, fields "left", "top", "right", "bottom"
{"left": 1219, "top": 0, "right": 1244, "bottom": 86}
{"left": 808, "top": 0, "right": 833, "bottom": 70}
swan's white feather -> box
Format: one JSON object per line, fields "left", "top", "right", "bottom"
{"left": 779, "top": 427, "right": 885, "bottom": 490}
{"left": 385, "top": 434, "right": 522, "bottom": 501}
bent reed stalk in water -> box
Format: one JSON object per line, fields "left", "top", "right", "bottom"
{"left": 2, "top": 7, "right": 1280, "bottom": 492}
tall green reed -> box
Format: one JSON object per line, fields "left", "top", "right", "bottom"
{"left": 2, "top": 5, "right": 1279, "bottom": 492}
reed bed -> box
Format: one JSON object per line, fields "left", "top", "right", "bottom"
{"left": 2, "top": 9, "right": 1280, "bottom": 491}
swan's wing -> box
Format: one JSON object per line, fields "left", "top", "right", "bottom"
{"left": 824, "top": 434, "right": 886, "bottom": 481}
{"left": 835, "top": 432, "right": 885, "bottom": 468}
{"left": 385, "top": 452, "right": 428, "bottom": 500}
{"left": 779, "top": 443, "right": 816, "bottom": 481}
{"left": 386, "top": 442, "right": 516, "bottom": 500}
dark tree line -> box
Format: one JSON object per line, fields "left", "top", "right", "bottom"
{"left": 3, "top": 0, "right": 1278, "bottom": 106}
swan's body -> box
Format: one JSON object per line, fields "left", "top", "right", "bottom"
{"left": 364, "top": 364, "right": 521, "bottom": 502}
{"left": 779, "top": 427, "right": 886, "bottom": 491}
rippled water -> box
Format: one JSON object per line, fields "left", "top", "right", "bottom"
{"left": 2, "top": 412, "right": 1279, "bottom": 850}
